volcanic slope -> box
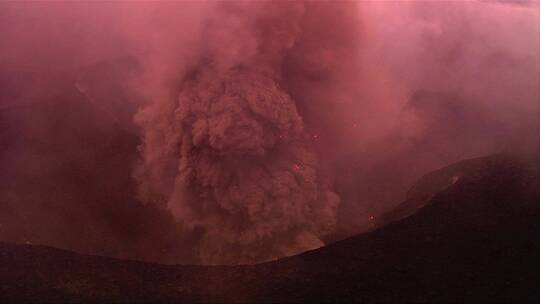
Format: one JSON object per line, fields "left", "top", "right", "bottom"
{"left": 1, "top": 153, "right": 539, "bottom": 302}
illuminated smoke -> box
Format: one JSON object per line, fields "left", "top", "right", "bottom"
{"left": 1, "top": 0, "right": 537, "bottom": 265}
{"left": 135, "top": 1, "right": 345, "bottom": 264}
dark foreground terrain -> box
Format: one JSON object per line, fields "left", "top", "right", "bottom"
{"left": 1, "top": 153, "right": 539, "bottom": 302}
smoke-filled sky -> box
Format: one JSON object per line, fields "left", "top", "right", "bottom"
{"left": 0, "top": 1, "right": 538, "bottom": 265}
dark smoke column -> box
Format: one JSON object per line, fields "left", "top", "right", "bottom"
{"left": 135, "top": 1, "right": 357, "bottom": 264}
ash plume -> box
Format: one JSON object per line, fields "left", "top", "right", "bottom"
{"left": 135, "top": 2, "right": 351, "bottom": 264}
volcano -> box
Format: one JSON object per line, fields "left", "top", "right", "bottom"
{"left": 1, "top": 1, "right": 538, "bottom": 301}
{"left": 1, "top": 153, "right": 538, "bottom": 302}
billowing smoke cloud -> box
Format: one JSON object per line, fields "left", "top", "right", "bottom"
{"left": 0, "top": 1, "right": 538, "bottom": 265}
{"left": 135, "top": 2, "right": 345, "bottom": 264}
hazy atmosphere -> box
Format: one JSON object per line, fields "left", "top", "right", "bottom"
{"left": 1, "top": 0, "right": 538, "bottom": 266}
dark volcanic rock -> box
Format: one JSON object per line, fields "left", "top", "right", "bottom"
{"left": 1, "top": 153, "right": 539, "bottom": 302}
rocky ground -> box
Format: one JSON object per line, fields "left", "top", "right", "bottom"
{"left": 1, "top": 153, "right": 538, "bottom": 302}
